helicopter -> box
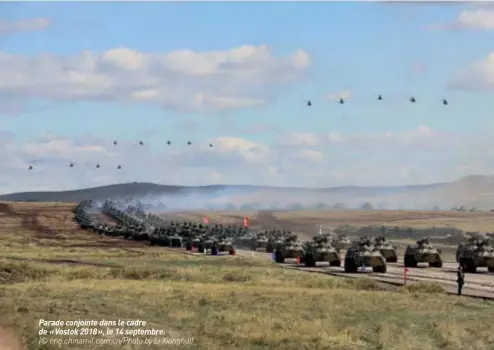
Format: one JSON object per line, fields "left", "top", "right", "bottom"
{"left": 113, "top": 141, "right": 117, "bottom": 145}
{"left": 167, "top": 140, "right": 171, "bottom": 146}
{"left": 117, "top": 165, "right": 122, "bottom": 170}
{"left": 96, "top": 164, "right": 100, "bottom": 168}
{"left": 306, "top": 100, "right": 312, "bottom": 107}
{"left": 409, "top": 97, "right": 416, "bottom": 103}
{"left": 69, "top": 163, "right": 74, "bottom": 168}
{"left": 187, "top": 141, "right": 192, "bottom": 146}
{"left": 209, "top": 144, "right": 213, "bottom": 148}
{"left": 139, "top": 141, "right": 144, "bottom": 146}
{"left": 442, "top": 99, "right": 448, "bottom": 105}
{"left": 28, "top": 165, "right": 33, "bottom": 170}
{"left": 339, "top": 98, "right": 344, "bottom": 104}
{"left": 377, "top": 95, "right": 382, "bottom": 101}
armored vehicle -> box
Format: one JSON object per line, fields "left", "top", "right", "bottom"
{"left": 252, "top": 233, "right": 269, "bottom": 251}
{"left": 193, "top": 236, "right": 206, "bottom": 253}
{"left": 274, "top": 234, "right": 304, "bottom": 263}
{"left": 456, "top": 235, "right": 494, "bottom": 273}
{"left": 300, "top": 234, "right": 341, "bottom": 267}
{"left": 149, "top": 233, "right": 170, "bottom": 246}
{"left": 131, "top": 228, "right": 150, "bottom": 242}
{"left": 374, "top": 236, "right": 398, "bottom": 263}
{"left": 217, "top": 237, "right": 236, "bottom": 255}
{"left": 235, "top": 231, "right": 255, "bottom": 249}
{"left": 265, "top": 229, "right": 282, "bottom": 253}
{"left": 344, "top": 237, "right": 387, "bottom": 273}
{"left": 185, "top": 235, "right": 205, "bottom": 252}
{"left": 203, "top": 236, "right": 215, "bottom": 250}
{"left": 333, "top": 234, "right": 353, "bottom": 251}
{"left": 404, "top": 237, "right": 443, "bottom": 268}
{"left": 167, "top": 233, "right": 182, "bottom": 248}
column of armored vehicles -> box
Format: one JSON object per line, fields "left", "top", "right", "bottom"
{"left": 73, "top": 199, "right": 243, "bottom": 255}
{"left": 270, "top": 231, "right": 494, "bottom": 274}
{"left": 73, "top": 200, "right": 494, "bottom": 274}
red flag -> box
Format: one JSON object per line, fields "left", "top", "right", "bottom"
{"left": 296, "top": 256, "right": 301, "bottom": 265}
{"left": 203, "top": 216, "right": 209, "bottom": 224}
{"left": 243, "top": 216, "right": 250, "bottom": 227}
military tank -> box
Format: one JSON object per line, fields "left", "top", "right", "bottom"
{"left": 404, "top": 237, "right": 442, "bottom": 268}
{"left": 374, "top": 236, "right": 398, "bottom": 263}
{"left": 344, "top": 237, "right": 387, "bottom": 273}
{"left": 456, "top": 234, "right": 494, "bottom": 273}
{"left": 274, "top": 234, "right": 304, "bottom": 263}
{"left": 300, "top": 234, "right": 341, "bottom": 267}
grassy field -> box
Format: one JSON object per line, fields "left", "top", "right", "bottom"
{"left": 0, "top": 202, "right": 494, "bottom": 350}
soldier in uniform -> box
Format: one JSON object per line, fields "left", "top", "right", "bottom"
{"left": 457, "top": 264, "right": 465, "bottom": 295}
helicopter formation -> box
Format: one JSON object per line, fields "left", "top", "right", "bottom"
{"left": 306, "top": 96, "right": 448, "bottom": 106}
{"left": 26, "top": 94, "right": 451, "bottom": 171}
{"left": 27, "top": 139, "right": 215, "bottom": 171}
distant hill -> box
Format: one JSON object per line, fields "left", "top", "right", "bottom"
{"left": 0, "top": 175, "right": 493, "bottom": 209}
{"left": 0, "top": 183, "right": 231, "bottom": 202}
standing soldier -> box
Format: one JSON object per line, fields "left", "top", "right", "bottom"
{"left": 457, "top": 264, "right": 465, "bottom": 295}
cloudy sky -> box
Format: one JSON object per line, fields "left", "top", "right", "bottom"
{"left": 0, "top": 1, "right": 494, "bottom": 193}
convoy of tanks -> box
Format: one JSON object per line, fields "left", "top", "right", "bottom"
{"left": 73, "top": 200, "right": 494, "bottom": 274}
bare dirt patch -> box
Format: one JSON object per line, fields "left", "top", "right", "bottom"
{"left": 0, "top": 201, "right": 147, "bottom": 249}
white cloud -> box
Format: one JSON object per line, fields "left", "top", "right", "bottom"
{"left": 429, "top": 9, "right": 494, "bottom": 30}
{"left": 456, "top": 9, "right": 494, "bottom": 30}
{"left": 2, "top": 125, "right": 494, "bottom": 194}
{"left": 0, "top": 18, "right": 53, "bottom": 34}
{"left": 0, "top": 45, "right": 310, "bottom": 112}
{"left": 277, "top": 133, "right": 320, "bottom": 147}
{"left": 449, "top": 53, "right": 494, "bottom": 91}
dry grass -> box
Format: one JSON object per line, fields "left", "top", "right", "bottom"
{"left": 0, "top": 202, "right": 493, "bottom": 350}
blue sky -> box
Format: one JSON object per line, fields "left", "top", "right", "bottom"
{"left": 0, "top": 1, "right": 494, "bottom": 192}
